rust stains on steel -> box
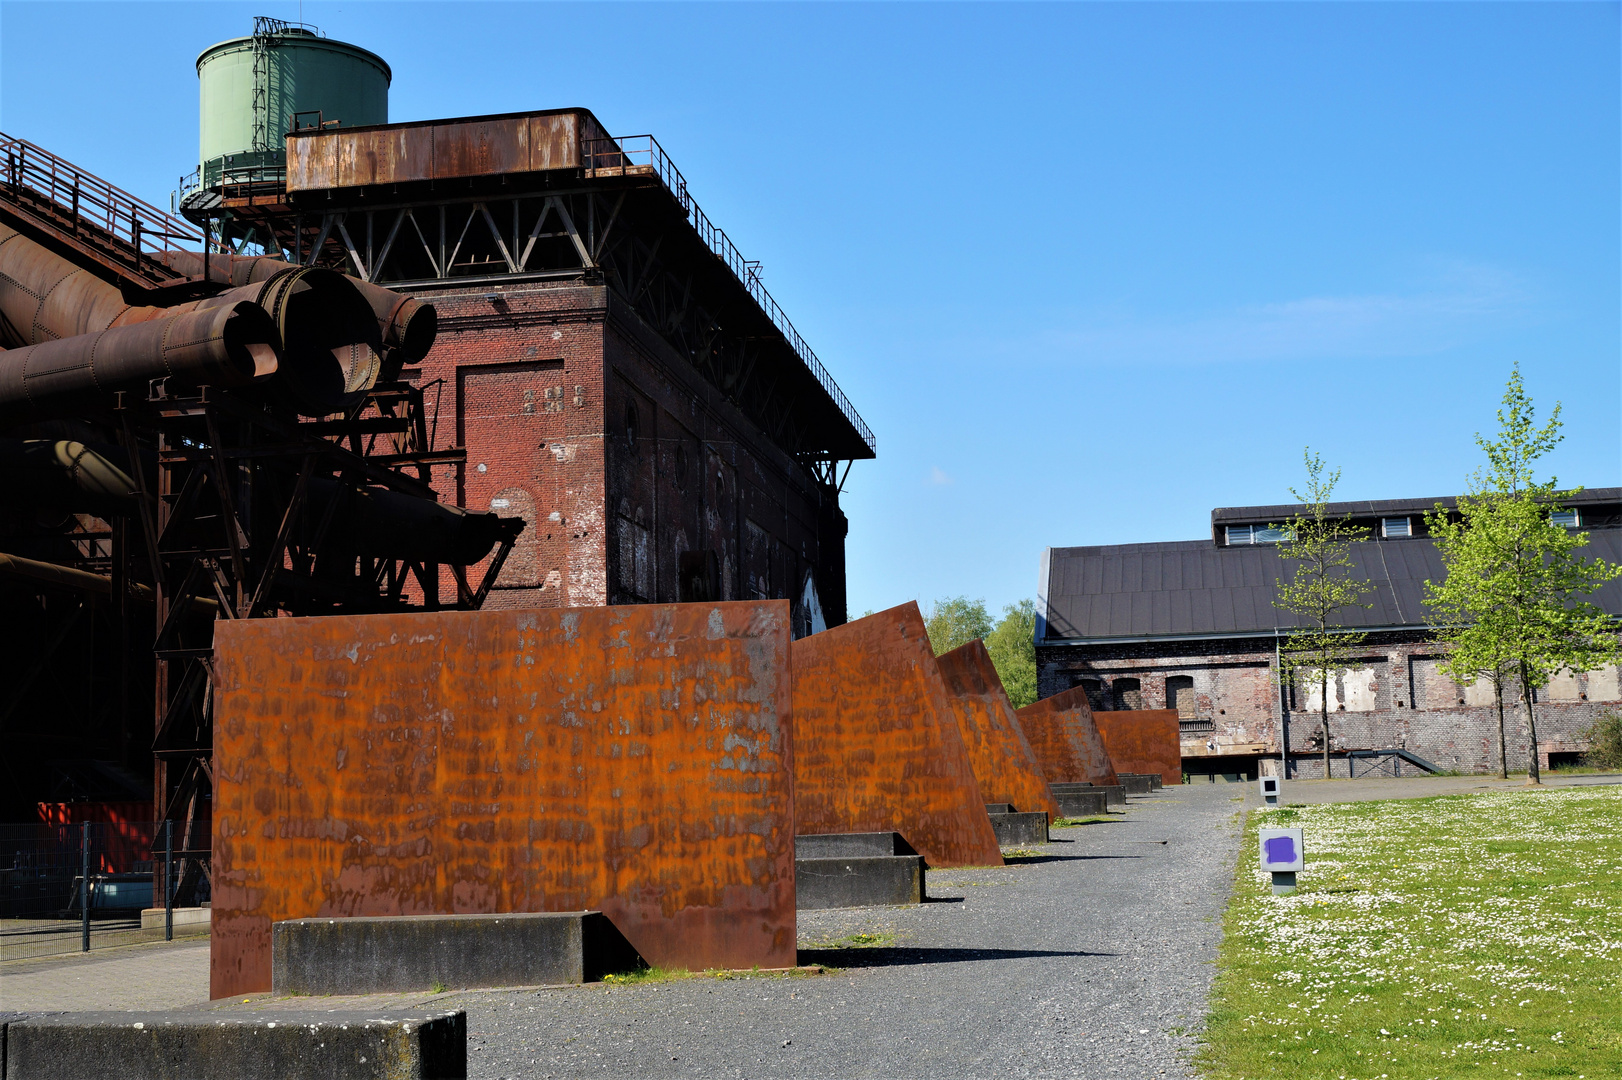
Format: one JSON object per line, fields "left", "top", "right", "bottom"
{"left": 936, "top": 640, "right": 1063, "bottom": 822}
{"left": 211, "top": 600, "right": 795, "bottom": 1000}
{"left": 1093, "top": 710, "right": 1183, "bottom": 787}
{"left": 285, "top": 109, "right": 606, "bottom": 192}
{"left": 1015, "top": 684, "right": 1119, "bottom": 787}
{"left": 790, "top": 602, "right": 1003, "bottom": 870}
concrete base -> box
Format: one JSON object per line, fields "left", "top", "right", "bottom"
{"left": 0, "top": 1010, "right": 465, "bottom": 1079}
{"left": 271, "top": 912, "right": 641, "bottom": 996}
{"left": 988, "top": 811, "right": 1049, "bottom": 845}
{"left": 984, "top": 803, "right": 1016, "bottom": 815}
{"left": 1052, "top": 789, "right": 1109, "bottom": 817}
{"left": 139, "top": 906, "right": 209, "bottom": 932}
{"left": 795, "top": 832, "right": 918, "bottom": 859}
{"left": 1117, "top": 774, "right": 1155, "bottom": 796}
{"left": 795, "top": 856, "right": 925, "bottom": 909}
{"left": 1051, "top": 782, "right": 1125, "bottom": 810}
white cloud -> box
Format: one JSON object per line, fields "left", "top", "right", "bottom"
{"left": 927, "top": 466, "right": 954, "bottom": 486}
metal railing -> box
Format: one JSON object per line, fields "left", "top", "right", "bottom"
{"left": 584, "top": 135, "right": 875, "bottom": 455}
{"left": 1, "top": 133, "right": 204, "bottom": 276}
{"left": 177, "top": 151, "right": 288, "bottom": 208}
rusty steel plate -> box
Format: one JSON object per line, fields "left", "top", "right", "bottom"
{"left": 790, "top": 603, "right": 1002, "bottom": 869}
{"left": 212, "top": 600, "right": 795, "bottom": 999}
{"left": 1094, "top": 709, "right": 1183, "bottom": 786}
{"left": 935, "top": 641, "right": 1062, "bottom": 821}
{"left": 1014, "top": 684, "right": 1119, "bottom": 786}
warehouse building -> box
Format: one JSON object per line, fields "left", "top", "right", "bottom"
{"left": 1035, "top": 489, "right": 1622, "bottom": 779}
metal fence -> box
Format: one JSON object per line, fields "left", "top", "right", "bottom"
{"left": 0, "top": 821, "right": 207, "bottom": 951}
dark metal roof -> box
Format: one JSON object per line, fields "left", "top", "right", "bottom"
{"left": 1041, "top": 510, "right": 1622, "bottom": 643}
{"left": 1212, "top": 487, "right": 1621, "bottom": 526}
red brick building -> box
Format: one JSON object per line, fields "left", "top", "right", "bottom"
{"left": 1036, "top": 490, "right": 1622, "bottom": 779}
{"left": 203, "top": 109, "right": 873, "bottom": 627}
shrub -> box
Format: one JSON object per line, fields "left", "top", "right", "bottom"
{"left": 1583, "top": 709, "right": 1622, "bottom": 770}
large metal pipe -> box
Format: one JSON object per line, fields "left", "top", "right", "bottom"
{"left": 0, "top": 302, "right": 279, "bottom": 421}
{"left": 159, "top": 252, "right": 437, "bottom": 374}
{"left": 309, "top": 478, "right": 514, "bottom": 566}
{"left": 0, "top": 227, "right": 381, "bottom": 415}
{"left": 0, "top": 438, "right": 141, "bottom": 517}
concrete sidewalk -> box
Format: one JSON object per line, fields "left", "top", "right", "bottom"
{"left": 0, "top": 937, "right": 211, "bottom": 1011}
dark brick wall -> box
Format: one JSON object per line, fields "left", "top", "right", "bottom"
{"left": 402, "top": 280, "right": 846, "bottom": 622}
{"left": 1038, "top": 633, "right": 1622, "bottom": 775}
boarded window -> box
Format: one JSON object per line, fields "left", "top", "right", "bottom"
{"left": 1112, "top": 678, "right": 1142, "bottom": 710}
{"left": 1167, "top": 675, "right": 1196, "bottom": 719}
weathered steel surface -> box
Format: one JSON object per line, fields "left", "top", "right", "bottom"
{"left": 789, "top": 603, "right": 1003, "bottom": 869}
{"left": 1093, "top": 709, "right": 1183, "bottom": 786}
{"left": 1014, "top": 685, "right": 1119, "bottom": 786}
{"left": 212, "top": 600, "right": 795, "bottom": 999}
{"left": 935, "top": 640, "right": 1062, "bottom": 821}
{"left": 287, "top": 109, "right": 607, "bottom": 192}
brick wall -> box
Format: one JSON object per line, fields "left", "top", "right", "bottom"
{"left": 1038, "top": 632, "right": 1622, "bottom": 775}
{"left": 402, "top": 281, "right": 847, "bottom": 622}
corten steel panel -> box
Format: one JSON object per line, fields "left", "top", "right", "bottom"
{"left": 288, "top": 111, "right": 588, "bottom": 192}
{"left": 211, "top": 601, "right": 794, "bottom": 999}
{"left": 1093, "top": 710, "right": 1183, "bottom": 786}
{"left": 935, "top": 641, "right": 1063, "bottom": 822}
{"left": 1014, "top": 685, "right": 1119, "bottom": 786}
{"left": 790, "top": 603, "right": 1003, "bottom": 869}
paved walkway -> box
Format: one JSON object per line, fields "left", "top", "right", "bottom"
{"left": 1268, "top": 770, "right": 1622, "bottom": 805}
{"left": 1, "top": 785, "right": 1252, "bottom": 1077}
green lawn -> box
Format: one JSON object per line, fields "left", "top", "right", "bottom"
{"left": 1198, "top": 785, "right": 1622, "bottom": 1079}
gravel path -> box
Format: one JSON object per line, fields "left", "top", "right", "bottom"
{"left": 446, "top": 782, "right": 1248, "bottom": 1079}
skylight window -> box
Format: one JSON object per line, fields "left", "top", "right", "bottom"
{"left": 1551, "top": 508, "right": 1580, "bottom": 528}
{"left": 1382, "top": 517, "right": 1412, "bottom": 538}
{"left": 1226, "top": 524, "right": 1289, "bottom": 545}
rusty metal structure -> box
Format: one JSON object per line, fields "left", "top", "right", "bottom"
{"left": 790, "top": 603, "right": 1003, "bottom": 869}
{"left": 936, "top": 640, "right": 1063, "bottom": 821}
{"left": 211, "top": 601, "right": 796, "bottom": 998}
{"left": 0, "top": 134, "right": 520, "bottom": 901}
{"left": 1092, "top": 709, "right": 1183, "bottom": 787}
{"left": 1014, "top": 684, "right": 1120, "bottom": 787}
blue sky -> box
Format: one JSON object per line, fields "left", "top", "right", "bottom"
{"left": 3, "top": 2, "right": 1617, "bottom": 618}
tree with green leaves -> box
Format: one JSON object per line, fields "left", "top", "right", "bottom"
{"left": 986, "top": 599, "right": 1039, "bottom": 709}
{"left": 1423, "top": 366, "right": 1622, "bottom": 783}
{"left": 925, "top": 596, "right": 992, "bottom": 657}
{"left": 1272, "top": 449, "right": 1375, "bottom": 778}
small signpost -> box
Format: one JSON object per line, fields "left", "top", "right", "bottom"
{"left": 1259, "top": 776, "right": 1280, "bottom": 805}
{"left": 1258, "top": 826, "right": 1304, "bottom": 894}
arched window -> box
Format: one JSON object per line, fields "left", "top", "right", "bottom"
{"left": 1112, "top": 678, "right": 1142, "bottom": 711}
{"left": 1166, "top": 675, "right": 1196, "bottom": 719}
{"left": 1074, "top": 677, "right": 1107, "bottom": 712}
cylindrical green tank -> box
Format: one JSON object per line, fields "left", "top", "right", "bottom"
{"left": 195, "top": 22, "right": 389, "bottom": 189}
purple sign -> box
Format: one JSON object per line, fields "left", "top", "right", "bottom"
{"left": 1263, "top": 835, "right": 1297, "bottom": 865}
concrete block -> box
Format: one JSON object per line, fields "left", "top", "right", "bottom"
{"left": 1117, "top": 774, "right": 1155, "bottom": 796}
{"left": 1053, "top": 789, "right": 1109, "bottom": 817}
{"left": 1053, "top": 781, "right": 1127, "bottom": 809}
{"left": 795, "top": 856, "right": 924, "bottom": 909}
{"left": 139, "top": 906, "right": 209, "bottom": 932}
{"left": 1, "top": 1009, "right": 465, "bottom": 1079}
{"left": 272, "top": 911, "right": 641, "bottom": 996}
{"left": 988, "top": 811, "right": 1049, "bottom": 845}
{"left": 795, "top": 832, "right": 917, "bottom": 859}
{"left": 984, "top": 803, "right": 1016, "bottom": 815}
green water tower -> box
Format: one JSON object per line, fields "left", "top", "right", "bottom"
{"left": 191, "top": 17, "right": 389, "bottom": 197}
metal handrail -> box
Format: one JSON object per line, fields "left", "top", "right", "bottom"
{"left": 584, "top": 135, "right": 874, "bottom": 454}
{"left": 1, "top": 133, "right": 204, "bottom": 267}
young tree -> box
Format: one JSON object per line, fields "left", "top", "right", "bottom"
{"left": 1272, "top": 450, "right": 1375, "bottom": 779}
{"left": 925, "top": 596, "right": 993, "bottom": 657}
{"left": 1423, "top": 366, "right": 1622, "bottom": 783}
{"left": 986, "top": 599, "right": 1039, "bottom": 709}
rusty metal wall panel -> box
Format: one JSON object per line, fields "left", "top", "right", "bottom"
{"left": 790, "top": 603, "right": 1003, "bottom": 869}
{"left": 936, "top": 641, "right": 1063, "bottom": 821}
{"left": 212, "top": 600, "right": 795, "bottom": 999}
{"left": 1015, "top": 685, "right": 1119, "bottom": 786}
{"left": 1093, "top": 709, "right": 1183, "bottom": 786}
{"left": 528, "top": 113, "right": 580, "bottom": 171}
{"left": 288, "top": 111, "right": 598, "bottom": 191}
